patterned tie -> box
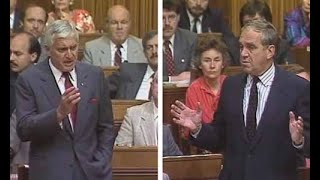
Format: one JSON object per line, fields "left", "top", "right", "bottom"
{"left": 62, "top": 72, "right": 77, "bottom": 126}
{"left": 148, "top": 73, "right": 155, "bottom": 100}
{"left": 164, "top": 40, "right": 175, "bottom": 76}
{"left": 246, "top": 76, "right": 259, "bottom": 142}
{"left": 114, "top": 44, "right": 122, "bottom": 66}
{"left": 192, "top": 18, "right": 199, "bottom": 33}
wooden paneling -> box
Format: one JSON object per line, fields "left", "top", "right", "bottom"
{"left": 18, "top": 0, "right": 157, "bottom": 38}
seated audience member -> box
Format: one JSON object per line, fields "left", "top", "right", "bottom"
{"left": 163, "top": 124, "right": 183, "bottom": 157}
{"left": 10, "top": 32, "right": 41, "bottom": 173}
{"left": 115, "top": 72, "right": 158, "bottom": 146}
{"left": 284, "top": 0, "right": 310, "bottom": 47}
{"left": 239, "top": 0, "right": 295, "bottom": 64}
{"left": 184, "top": 35, "right": 229, "bottom": 143}
{"left": 163, "top": 0, "right": 197, "bottom": 82}
{"left": 10, "top": 0, "right": 21, "bottom": 33}
{"left": 179, "top": 0, "right": 240, "bottom": 65}
{"left": 83, "top": 5, "right": 146, "bottom": 66}
{"left": 21, "top": 4, "right": 49, "bottom": 62}
{"left": 47, "top": 0, "right": 96, "bottom": 34}
{"left": 108, "top": 30, "right": 158, "bottom": 100}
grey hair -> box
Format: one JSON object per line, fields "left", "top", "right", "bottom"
{"left": 241, "top": 19, "right": 279, "bottom": 48}
{"left": 44, "top": 20, "right": 79, "bottom": 47}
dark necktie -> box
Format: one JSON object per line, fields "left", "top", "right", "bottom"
{"left": 114, "top": 44, "right": 122, "bottom": 66}
{"left": 164, "top": 40, "right": 175, "bottom": 76}
{"left": 148, "top": 73, "right": 155, "bottom": 100}
{"left": 246, "top": 76, "right": 259, "bottom": 142}
{"left": 63, "top": 72, "right": 77, "bottom": 126}
{"left": 192, "top": 18, "right": 199, "bottom": 33}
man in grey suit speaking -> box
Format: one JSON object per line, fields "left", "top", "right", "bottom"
{"left": 15, "top": 20, "right": 114, "bottom": 180}
{"left": 83, "top": 5, "right": 146, "bottom": 66}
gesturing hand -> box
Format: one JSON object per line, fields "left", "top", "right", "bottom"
{"left": 56, "top": 87, "right": 81, "bottom": 122}
{"left": 289, "top": 111, "right": 304, "bottom": 145}
{"left": 171, "top": 100, "right": 202, "bottom": 133}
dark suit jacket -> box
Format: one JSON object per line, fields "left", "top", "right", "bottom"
{"left": 163, "top": 28, "right": 197, "bottom": 81}
{"left": 163, "top": 124, "right": 183, "bottom": 157}
{"left": 179, "top": 7, "right": 240, "bottom": 65}
{"left": 10, "top": 70, "right": 18, "bottom": 116}
{"left": 15, "top": 59, "right": 114, "bottom": 180}
{"left": 107, "top": 63, "right": 148, "bottom": 99}
{"left": 191, "top": 66, "right": 310, "bottom": 180}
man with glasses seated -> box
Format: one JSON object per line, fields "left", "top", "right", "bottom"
{"left": 83, "top": 5, "right": 146, "bottom": 66}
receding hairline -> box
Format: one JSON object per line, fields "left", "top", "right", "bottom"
{"left": 107, "top": 5, "right": 130, "bottom": 20}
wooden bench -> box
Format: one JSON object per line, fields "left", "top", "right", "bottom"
{"left": 163, "top": 154, "right": 223, "bottom": 180}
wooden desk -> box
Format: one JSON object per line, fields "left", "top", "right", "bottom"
{"left": 291, "top": 47, "right": 310, "bottom": 72}
{"left": 163, "top": 154, "right": 223, "bottom": 180}
{"left": 113, "top": 146, "right": 158, "bottom": 180}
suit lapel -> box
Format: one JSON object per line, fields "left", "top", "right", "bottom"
{"left": 139, "top": 102, "right": 156, "bottom": 145}
{"left": 100, "top": 36, "right": 111, "bottom": 65}
{"left": 73, "top": 63, "right": 89, "bottom": 136}
{"left": 37, "top": 59, "right": 74, "bottom": 137}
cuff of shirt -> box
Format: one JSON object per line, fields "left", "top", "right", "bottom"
{"left": 190, "top": 124, "right": 202, "bottom": 138}
{"left": 292, "top": 137, "right": 304, "bottom": 149}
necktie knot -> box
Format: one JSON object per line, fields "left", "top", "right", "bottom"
{"left": 116, "top": 44, "right": 123, "bottom": 49}
{"left": 252, "top": 76, "right": 260, "bottom": 85}
{"left": 164, "top": 40, "right": 171, "bottom": 49}
{"left": 62, "top": 72, "right": 70, "bottom": 79}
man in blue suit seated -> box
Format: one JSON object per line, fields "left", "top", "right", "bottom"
{"left": 171, "top": 19, "right": 309, "bottom": 180}
{"left": 163, "top": 124, "right": 183, "bottom": 157}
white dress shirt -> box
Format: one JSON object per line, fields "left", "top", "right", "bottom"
{"left": 135, "top": 65, "right": 155, "bottom": 100}
{"left": 10, "top": 12, "right": 15, "bottom": 29}
{"left": 110, "top": 39, "right": 128, "bottom": 65}
{"left": 186, "top": 9, "right": 203, "bottom": 33}
{"left": 153, "top": 102, "right": 158, "bottom": 145}
{"left": 49, "top": 59, "right": 77, "bottom": 131}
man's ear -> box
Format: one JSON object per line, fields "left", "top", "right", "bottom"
{"left": 266, "top": 44, "right": 275, "bottom": 60}
{"left": 30, "top": 52, "right": 38, "bottom": 63}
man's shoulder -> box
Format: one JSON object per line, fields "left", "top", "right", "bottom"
{"left": 127, "top": 101, "right": 152, "bottom": 113}
{"left": 85, "top": 36, "right": 108, "bottom": 48}
{"left": 127, "top": 35, "right": 143, "bottom": 45}
{"left": 176, "top": 28, "right": 197, "bottom": 41}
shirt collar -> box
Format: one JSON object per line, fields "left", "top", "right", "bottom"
{"left": 166, "top": 34, "right": 175, "bottom": 48}
{"left": 146, "top": 65, "right": 155, "bottom": 79}
{"left": 10, "top": 12, "right": 14, "bottom": 20}
{"left": 248, "top": 63, "right": 275, "bottom": 87}
{"left": 49, "top": 58, "right": 76, "bottom": 82}
{"left": 186, "top": 9, "right": 203, "bottom": 23}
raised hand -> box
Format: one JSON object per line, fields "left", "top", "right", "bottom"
{"left": 171, "top": 100, "right": 202, "bottom": 133}
{"left": 56, "top": 87, "right": 81, "bottom": 122}
{"left": 289, "top": 111, "right": 304, "bottom": 145}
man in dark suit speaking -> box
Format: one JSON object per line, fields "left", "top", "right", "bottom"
{"left": 15, "top": 20, "right": 114, "bottom": 180}
{"left": 171, "top": 19, "right": 309, "bottom": 180}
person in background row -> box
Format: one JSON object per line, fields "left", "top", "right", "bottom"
{"left": 184, "top": 35, "right": 230, "bottom": 140}
{"left": 83, "top": 5, "right": 146, "bottom": 66}
{"left": 10, "top": 0, "right": 22, "bottom": 33}
{"left": 163, "top": 0, "right": 197, "bottom": 82}
{"left": 171, "top": 20, "right": 309, "bottom": 180}
{"left": 179, "top": 0, "right": 240, "bottom": 65}
{"left": 47, "top": 0, "right": 96, "bottom": 34}
{"left": 10, "top": 32, "right": 41, "bottom": 173}
{"left": 284, "top": 0, "right": 310, "bottom": 47}
{"left": 15, "top": 20, "right": 114, "bottom": 180}
{"left": 115, "top": 72, "right": 158, "bottom": 147}
{"left": 239, "top": 0, "right": 295, "bottom": 64}
{"left": 21, "top": 4, "right": 49, "bottom": 62}
{"left": 108, "top": 30, "right": 158, "bottom": 100}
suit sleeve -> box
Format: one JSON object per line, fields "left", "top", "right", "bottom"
{"left": 15, "top": 75, "right": 62, "bottom": 142}
{"left": 114, "top": 108, "right": 134, "bottom": 146}
{"left": 106, "top": 70, "right": 120, "bottom": 99}
{"left": 94, "top": 69, "right": 115, "bottom": 163}
{"left": 164, "top": 125, "right": 183, "bottom": 156}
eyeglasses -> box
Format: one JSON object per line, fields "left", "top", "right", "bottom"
{"left": 145, "top": 44, "right": 158, "bottom": 52}
{"left": 163, "top": 15, "right": 177, "bottom": 23}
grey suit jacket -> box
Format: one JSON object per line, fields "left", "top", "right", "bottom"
{"left": 107, "top": 63, "right": 148, "bottom": 99}
{"left": 15, "top": 59, "right": 114, "bottom": 180}
{"left": 115, "top": 101, "right": 157, "bottom": 146}
{"left": 163, "top": 124, "right": 182, "bottom": 157}
{"left": 163, "top": 28, "right": 197, "bottom": 81}
{"left": 83, "top": 35, "right": 147, "bottom": 66}
{"left": 10, "top": 110, "right": 30, "bottom": 166}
